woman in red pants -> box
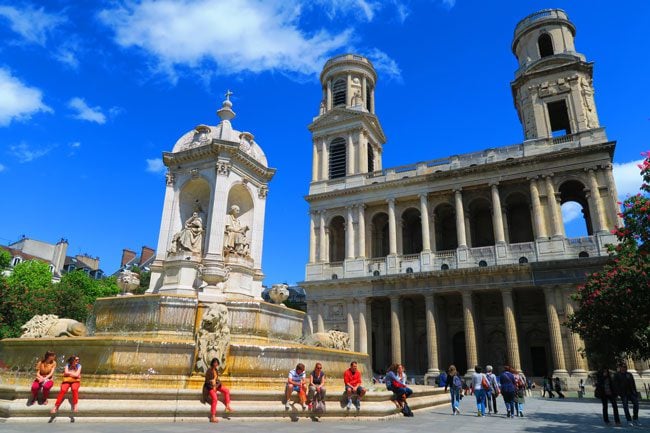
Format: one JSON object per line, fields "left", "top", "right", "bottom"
{"left": 30, "top": 351, "right": 56, "bottom": 405}
{"left": 203, "top": 358, "right": 233, "bottom": 422}
{"left": 50, "top": 355, "right": 81, "bottom": 414}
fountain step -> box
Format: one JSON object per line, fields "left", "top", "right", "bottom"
{"left": 0, "top": 386, "right": 449, "bottom": 422}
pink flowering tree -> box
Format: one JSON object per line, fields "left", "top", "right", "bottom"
{"left": 568, "top": 152, "right": 650, "bottom": 366}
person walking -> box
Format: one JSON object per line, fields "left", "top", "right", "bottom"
{"left": 543, "top": 375, "right": 555, "bottom": 398}
{"left": 30, "top": 351, "right": 56, "bottom": 406}
{"left": 203, "top": 357, "right": 233, "bottom": 423}
{"left": 444, "top": 365, "right": 462, "bottom": 415}
{"left": 614, "top": 363, "right": 641, "bottom": 426}
{"left": 438, "top": 370, "right": 448, "bottom": 388}
{"left": 499, "top": 365, "right": 516, "bottom": 418}
{"left": 50, "top": 355, "right": 81, "bottom": 414}
{"left": 514, "top": 369, "right": 526, "bottom": 417}
{"left": 595, "top": 366, "right": 621, "bottom": 425}
{"left": 471, "top": 365, "right": 488, "bottom": 417}
{"left": 485, "top": 365, "right": 500, "bottom": 415}
{"left": 553, "top": 376, "right": 565, "bottom": 398}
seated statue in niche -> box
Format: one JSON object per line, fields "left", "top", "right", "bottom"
{"left": 224, "top": 205, "right": 250, "bottom": 257}
{"left": 168, "top": 212, "right": 204, "bottom": 255}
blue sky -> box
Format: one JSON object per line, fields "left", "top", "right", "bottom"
{"left": 0, "top": 0, "right": 648, "bottom": 285}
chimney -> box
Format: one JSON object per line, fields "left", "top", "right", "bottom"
{"left": 139, "top": 246, "right": 155, "bottom": 267}
{"left": 121, "top": 249, "right": 137, "bottom": 268}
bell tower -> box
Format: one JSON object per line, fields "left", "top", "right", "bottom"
{"left": 309, "top": 54, "right": 386, "bottom": 187}
{"left": 511, "top": 9, "right": 602, "bottom": 141}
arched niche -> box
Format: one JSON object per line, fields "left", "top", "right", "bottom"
{"left": 226, "top": 183, "right": 255, "bottom": 248}
{"left": 179, "top": 177, "right": 211, "bottom": 228}
{"left": 559, "top": 179, "right": 592, "bottom": 237}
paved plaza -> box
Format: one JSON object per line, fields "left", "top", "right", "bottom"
{"left": 2, "top": 396, "right": 648, "bottom": 432}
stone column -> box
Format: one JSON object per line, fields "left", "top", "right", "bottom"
{"left": 491, "top": 183, "right": 506, "bottom": 243}
{"left": 390, "top": 295, "right": 402, "bottom": 364}
{"left": 357, "top": 204, "right": 366, "bottom": 258}
{"left": 326, "top": 80, "right": 332, "bottom": 110}
{"left": 544, "top": 176, "right": 564, "bottom": 238}
{"left": 387, "top": 198, "right": 397, "bottom": 255}
{"left": 564, "top": 298, "right": 588, "bottom": 374}
{"left": 346, "top": 206, "right": 355, "bottom": 259}
{"left": 358, "top": 299, "right": 369, "bottom": 354}
{"left": 362, "top": 76, "right": 367, "bottom": 107}
{"left": 346, "top": 134, "right": 355, "bottom": 176}
{"left": 587, "top": 169, "right": 606, "bottom": 233}
{"left": 605, "top": 164, "right": 623, "bottom": 227}
{"left": 312, "top": 140, "right": 319, "bottom": 182}
{"left": 319, "top": 211, "right": 327, "bottom": 262}
{"left": 317, "top": 302, "right": 325, "bottom": 333}
{"left": 431, "top": 214, "right": 437, "bottom": 252}
{"left": 320, "top": 138, "right": 329, "bottom": 180}
{"left": 425, "top": 294, "right": 440, "bottom": 375}
{"left": 347, "top": 300, "right": 356, "bottom": 351}
{"left": 420, "top": 194, "right": 431, "bottom": 251}
{"left": 454, "top": 190, "right": 467, "bottom": 248}
{"left": 462, "top": 292, "right": 478, "bottom": 375}
{"left": 346, "top": 73, "right": 352, "bottom": 106}
{"left": 309, "top": 211, "right": 317, "bottom": 263}
{"left": 544, "top": 288, "right": 568, "bottom": 375}
{"left": 501, "top": 289, "right": 522, "bottom": 371}
{"left": 529, "top": 177, "right": 548, "bottom": 239}
{"left": 370, "top": 88, "right": 375, "bottom": 113}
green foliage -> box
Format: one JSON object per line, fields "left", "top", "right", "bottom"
{"left": 567, "top": 152, "right": 650, "bottom": 366}
{"left": 0, "top": 249, "right": 11, "bottom": 269}
{"left": 0, "top": 260, "right": 55, "bottom": 339}
{"left": 53, "top": 271, "right": 120, "bottom": 323}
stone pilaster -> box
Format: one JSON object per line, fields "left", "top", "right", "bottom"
{"left": 390, "top": 295, "right": 402, "bottom": 364}
{"left": 501, "top": 289, "right": 522, "bottom": 371}
{"left": 462, "top": 292, "right": 478, "bottom": 376}
{"left": 544, "top": 288, "right": 568, "bottom": 375}
{"left": 309, "top": 212, "right": 317, "bottom": 263}
{"left": 605, "top": 164, "right": 623, "bottom": 227}
{"left": 454, "top": 190, "right": 467, "bottom": 248}
{"left": 318, "top": 211, "right": 327, "bottom": 262}
{"left": 346, "top": 134, "right": 355, "bottom": 176}
{"left": 587, "top": 169, "right": 606, "bottom": 233}
{"left": 312, "top": 140, "right": 319, "bottom": 182}
{"left": 425, "top": 293, "right": 440, "bottom": 375}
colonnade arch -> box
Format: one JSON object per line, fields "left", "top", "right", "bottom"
{"left": 469, "top": 198, "right": 494, "bottom": 247}
{"left": 328, "top": 215, "right": 345, "bottom": 262}
{"left": 559, "top": 179, "right": 592, "bottom": 236}
{"left": 401, "top": 208, "right": 422, "bottom": 255}
{"left": 434, "top": 203, "right": 457, "bottom": 251}
{"left": 506, "top": 192, "right": 534, "bottom": 243}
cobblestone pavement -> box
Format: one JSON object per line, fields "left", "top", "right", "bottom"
{"left": 2, "top": 396, "right": 649, "bottom": 433}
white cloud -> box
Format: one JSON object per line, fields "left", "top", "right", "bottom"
{"left": 146, "top": 158, "right": 165, "bottom": 173}
{"left": 0, "top": 163, "right": 5, "bottom": 172}
{"left": 0, "top": 5, "right": 65, "bottom": 46}
{"left": 561, "top": 201, "right": 583, "bottom": 224}
{"left": 365, "top": 48, "right": 402, "bottom": 81}
{"left": 613, "top": 159, "right": 644, "bottom": 199}
{"left": 0, "top": 68, "right": 52, "bottom": 126}
{"left": 68, "top": 97, "right": 107, "bottom": 124}
{"left": 98, "top": 0, "right": 353, "bottom": 79}
{"left": 313, "top": 0, "right": 380, "bottom": 22}
{"left": 441, "top": 0, "right": 456, "bottom": 8}
{"left": 70, "top": 142, "right": 81, "bottom": 149}
{"left": 9, "top": 142, "right": 53, "bottom": 163}
{"left": 54, "top": 48, "right": 80, "bottom": 69}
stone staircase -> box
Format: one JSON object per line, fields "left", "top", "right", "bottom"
{"left": 0, "top": 385, "right": 449, "bottom": 423}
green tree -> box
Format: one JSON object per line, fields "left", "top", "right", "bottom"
{"left": 0, "top": 260, "right": 55, "bottom": 338}
{"left": 567, "top": 152, "right": 650, "bottom": 365}
{"left": 0, "top": 249, "right": 11, "bottom": 269}
{"left": 53, "top": 271, "right": 120, "bottom": 323}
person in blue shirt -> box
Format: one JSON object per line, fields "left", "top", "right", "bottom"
{"left": 386, "top": 364, "right": 413, "bottom": 409}
{"left": 444, "top": 365, "right": 463, "bottom": 415}
{"left": 499, "top": 365, "right": 517, "bottom": 418}
{"left": 438, "top": 371, "right": 447, "bottom": 388}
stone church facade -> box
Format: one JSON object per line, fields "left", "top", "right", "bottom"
{"left": 301, "top": 9, "right": 649, "bottom": 381}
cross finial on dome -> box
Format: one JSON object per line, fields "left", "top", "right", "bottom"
{"left": 217, "top": 89, "right": 236, "bottom": 122}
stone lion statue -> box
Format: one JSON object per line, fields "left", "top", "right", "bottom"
{"left": 195, "top": 303, "right": 231, "bottom": 373}
{"left": 268, "top": 283, "right": 289, "bottom": 305}
{"left": 301, "top": 330, "right": 350, "bottom": 351}
{"left": 20, "top": 314, "right": 87, "bottom": 338}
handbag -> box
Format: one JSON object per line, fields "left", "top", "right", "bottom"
{"left": 481, "top": 375, "right": 490, "bottom": 391}
{"left": 401, "top": 402, "right": 414, "bottom": 417}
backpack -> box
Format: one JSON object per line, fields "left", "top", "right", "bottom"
{"left": 453, "top": 375, "right": 462, "bottom": 389}
{"left": 481, "top": 375, "right": 490, "bottom": 391}
{"left": 401, "top": 402, "right": 414, "bottom": 417}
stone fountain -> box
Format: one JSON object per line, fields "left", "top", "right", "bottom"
{"left": 0, "top": 95, "right": 369, "bottom": 394}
